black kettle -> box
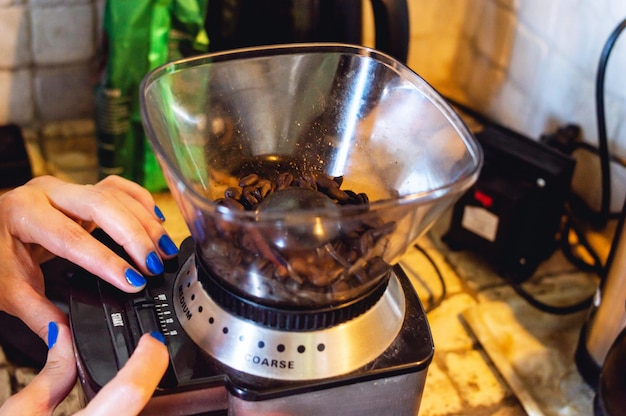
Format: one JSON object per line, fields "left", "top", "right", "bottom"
{"left": 204, "top": 0, "right": 410, "bottom": 63}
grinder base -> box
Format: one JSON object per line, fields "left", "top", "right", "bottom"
{"left": 69, "top": 232, "right": 433, "bottom": 415}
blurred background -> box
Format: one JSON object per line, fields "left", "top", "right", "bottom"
{"left": 0, "top": 0, "right": 624, "bottom": 213}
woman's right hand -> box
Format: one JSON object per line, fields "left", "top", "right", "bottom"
{"left": 0, "top": 175, "right": 179, "bottom": 340}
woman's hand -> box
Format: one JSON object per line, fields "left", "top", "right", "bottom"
{"left": 0, "top": 175, "right": 179, "bottom": 339}
{"left": 0, "top": 322, "right": 169, "bottom": 416}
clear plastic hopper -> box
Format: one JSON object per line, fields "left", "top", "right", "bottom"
{"left": 140, "top": 44, "right": 482, "bottom": 309}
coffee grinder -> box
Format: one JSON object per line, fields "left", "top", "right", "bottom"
{"left": 69, "top": 44, "right": 483, "bottom": 415}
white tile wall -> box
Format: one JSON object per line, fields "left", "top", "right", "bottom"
{"left": 31, "top": 4, "right": 94, "bottom": 65}
{"left": 0, "top": 0, "right": 97, "bottom": 125}
{"left": 0, "top": 68, "right": 33, "bottom": 124}
{"left": 406, "top": 0, "right": 626, "bottom": 213}
{"left": 0, "top": 0, "right": 624, "bottom": 210}
{"left": 0, "top": 5, "right": 30, "bottom": 69}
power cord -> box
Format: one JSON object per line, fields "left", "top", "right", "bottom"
{"left": 549, "top": 16, "right": 626, "bottom": 277}
{"left": 595, "top": 17, "right": 626, "bottom": 228}
{"left": 439, "top": 17, "right": 626, "bottom": 314}
{"left": 412, "top": 242, "right": 447, "bottom": 313}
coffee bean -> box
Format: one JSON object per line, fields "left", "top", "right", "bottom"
{"left": 314, "top": 173, "right": 338, "bottom": 190}
{"left": 197, "top": 168, "right": 395, "bottom": 307}
{"left": 326, "top": 186, "right": 349, "bottom": 202}
{"left": 276, "top": 172, "right": 294, "bottom": 190}
{"left": 239, "top": 173, "right": 259, "bottom": 187}
{"left": 224, "top": 187, "right": 242, "bottom": 200}
{"left": 218, "top": 197, "right": 245, "bottom": 211}
{"left": 257, "top": 179, "right": 273, "bottom": 198}
{"left": 242, "top": 186, "right": 259, "bottom": 207}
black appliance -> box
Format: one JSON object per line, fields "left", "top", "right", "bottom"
{"left": 444, "top": 123, "right": 576, "bottom": 282}
{"left": 204, "top": 0, "right": 410, "bottom": 63}
{"left": 69, "top": 231, "right": 434, "bottom": 415}
{"left": 0, "top": 124, "right": 32, "bottom": 189}
{"left": 67, "top": 44, "right": 483, "bottom": 415}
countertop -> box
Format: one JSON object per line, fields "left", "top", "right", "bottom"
{"left": 157, "top": 192, "right": 602, "bottom": 416}
{"left": 0, "top": 188, "right": 603, "bottom": 415}
{"left": 0, "top": 122, "right": 607, "bottom": 414}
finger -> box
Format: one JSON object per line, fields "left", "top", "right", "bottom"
{"left": 0, "top": 322, "right": 77, "bottom": 415}
{"left": 91, "top": 183, "right": 180, "bottom": 259}
{"left": 77, "top": 332, "right": 169, "bottom": 416}
{"left": 96, "top": 175, "right": 165, "bottom": 221}
{"left": 29, "top": 176, "right": 173, "bottom": 267}
{"left": 0, "top": 252, "right": 68, "bottom": 339}
{"left": 12, "top": 204, "right": 150, "bottom": 292}
{"left": 5, "top": 285, "right": 68, "bottom": 341}
{"left": 8, "top": 177, "right": 173, "bottom": 291}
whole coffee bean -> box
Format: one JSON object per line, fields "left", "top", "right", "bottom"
{"left": 239, "top": 174, "right": 259, "bottom": 187}
{"left": 242, "top": 186, "right": 259, "bottom": 207}
{"left": 218, "top": 197, "right": 245, "bottom": 211}
{"left": 224, "top": 187, "right": 242, "bottom": 200}
{"left": 326, "top": 186, "right": 350, "bottom": 202}
{"left": 257, "top": 179, "right": 273, "bottom": 198}
{"left": 276, "top": 172, "right": 294, "bottom": 190}
{"left": 314, "top": 174, "right": 338, "bottom": 190}
{"left": 299, "top": 173, "right": 318, "bottom": 191}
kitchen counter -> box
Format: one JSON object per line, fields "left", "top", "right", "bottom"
{"left": 0, "top": 124, "right": 606, "bottom": 414}
{"left": 406, "top": 215, "right": 600, "bottom": 416}
{"left": 0, "top": 188, "right": 603, "bottom": 415}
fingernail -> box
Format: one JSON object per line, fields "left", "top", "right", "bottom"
{"left": 150, "top": 331, "right": 166, "bottom": 344}
{"left": 48, "top": 321, "right": 59, "bottom": 349}
{"left": 154, "top": 205, "right": 166, "bottom": 221}
{"left": 158, "top": 234, "right": 179, "bottom": 256}
{"left": 125, "top": 268, "right": 147, "bottom": 287}
{"left": 146, "top": 251, "right": 164, "bottom": 275}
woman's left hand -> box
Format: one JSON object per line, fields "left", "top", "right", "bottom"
{"left": 0, "top": 322, "right": 169, "bottom": 416}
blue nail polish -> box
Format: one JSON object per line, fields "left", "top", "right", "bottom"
{"left": 125, "top": 268, "right": 147, "bottom": 287}
{"left": 48, "top": 322, "right": 59, "bottom": 349}
{"left": 158, "top": 234, "right": 179, "bottom": 256}
{"left": 150, "top": 331, "right": 166, "bottom": 345}
{"left": 154, "top": 205, "right": 166, "bottom": 221}
{"left": 146, "top": 251, "right": 164, "bottom": 275}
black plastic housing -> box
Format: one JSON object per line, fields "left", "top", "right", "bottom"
{"left": 444, "top": 124, "right": 576, "bottom": 282}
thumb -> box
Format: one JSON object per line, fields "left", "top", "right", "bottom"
{"left": 0, "top": 322, "right": 77, "bottom": 416}
{"left": 77, "top": 331, "right": 169, "bottom": 416}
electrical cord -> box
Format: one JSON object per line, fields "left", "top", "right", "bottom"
{"left": 554, "top": 17, "right": 626, "bottom": 277}
{"left": 504, "top": 275, "right": 593, "bottom": 315}
{"left": 437, "top": 18, "right": 626, "bottom": 315}
{"left": 572, "top": 141, "right": 626, "bottom": 170}
{"left": 595, "top": 17, "right": 626, "bottom": 227}
{"left": 513, "top": 192, "right": 626, "bottom": 315}
{"left": 559, "top": 208, "right": 605, "bottom": 275}
{"left": 412, "top": 242, "right": 447, "bottom": 313}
